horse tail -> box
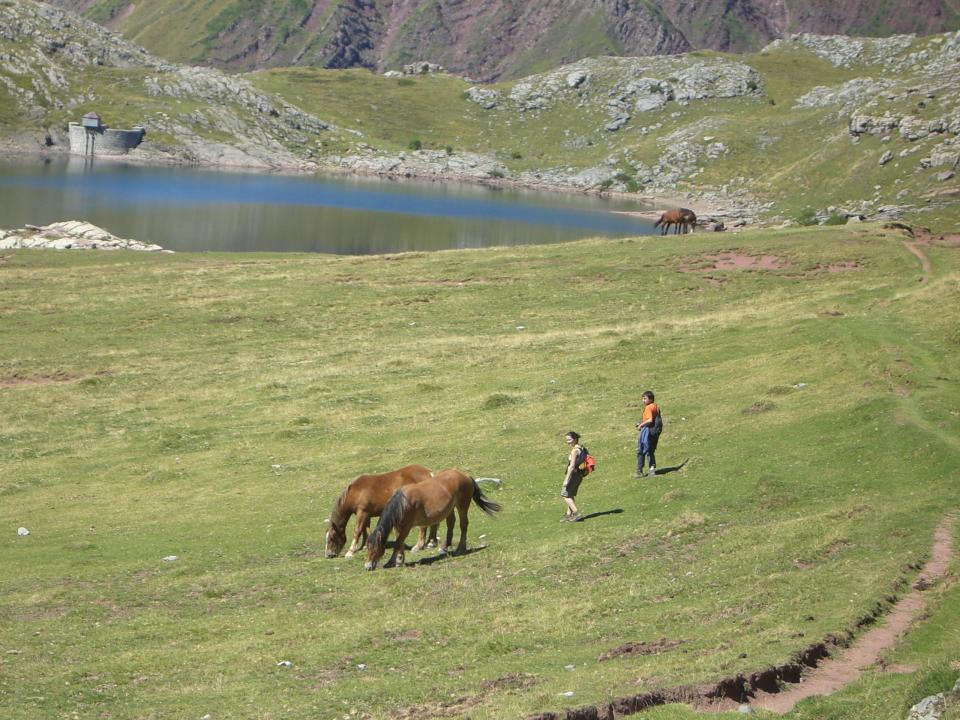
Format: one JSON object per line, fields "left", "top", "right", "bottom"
{"left": 471, "top": 480, "right": 502, "bottom": 518}
{"left": 367, "top": 488, "right": 407, "bottom": 558}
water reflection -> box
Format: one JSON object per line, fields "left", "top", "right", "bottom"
{"left": 0, "top": 156, "right": 656, "bottom": 254}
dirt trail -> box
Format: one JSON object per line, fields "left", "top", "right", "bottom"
{"left": 903, "top": 240, "right": 933, "bottom": 283}
{"left": 528, "top": 516, "right": 955, "bottom": 720}
{"left": 749, "top": 514, "right": 955, "bottom": 714}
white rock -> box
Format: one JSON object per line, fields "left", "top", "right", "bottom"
{"left": 17, "top": 527, "right": 30, "bottom": 536}
{"left": 162, "top": 555, "right": 178, "bottom": 562}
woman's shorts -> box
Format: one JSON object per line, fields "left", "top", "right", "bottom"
{"left": 561, "top": 474, "right": 583, "bottom": 498}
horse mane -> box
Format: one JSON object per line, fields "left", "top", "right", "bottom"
{"left": 367, "top": 488, "right": 408, "bottom": 558}
{"left": 328, "top": 484, "right": 352, "bottom": 530}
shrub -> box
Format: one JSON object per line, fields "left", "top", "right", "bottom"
{"left": 796, "top": 208, "right": 818, "bottom": 226}
{"left": 445, "top": 145, "right": 454, "bottom": 155}
{"left": 397, "top": 78, "right": 415, "bottom": 87}
{"left": 613, "top": 172, "right": 634, "bottom": 183}
{"left": 488, "top": 169, "right": 505, "bottom": 179}
{"left": 482, "top": 393, "right": 520, "bottom": 410}
{"left": 408, "top": 139, "right": 422, "bottom": 150}
{"left": 599, "top": 178, "right": 614, "bottom": 189}
{"left": 824, "top": 213, "right": 848, "bottom": 226}
{"left": 510, "top": 150, "right": 523, "bottom": 159}
{"left": 625, "top": 179, "right": 639, "bottom": 193}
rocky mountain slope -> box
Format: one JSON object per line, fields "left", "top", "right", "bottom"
{"left": 2, "top": 0, "right": 959, "bottom": 229}
{"left": 45, "top": 0, "right": 960, "bottom": 81}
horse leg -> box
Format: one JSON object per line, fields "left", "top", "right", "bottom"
{"left": 454, "top": 502, "right": 469, "bottom": 555}
{"left": 385, "top": 521, "right": 412, "bottom": 568}
{"left": 345, "top": 510, "right": 368, "bottom": 558}
{"left": 441, "top": 513, "right": 455, "bottom": 554}
{"left": 411, "top": 525, "right": 428, "bottom": 552}
{"left": 427, "top": 524, "right": 438, "bottom": 548}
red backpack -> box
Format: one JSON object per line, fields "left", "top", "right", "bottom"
{"left": 578, "top": 448, "right": 597, "bottom": 475}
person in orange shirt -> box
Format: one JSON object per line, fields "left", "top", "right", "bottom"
{"left": 636, "top": 390, "right": 662, "bottom": 477}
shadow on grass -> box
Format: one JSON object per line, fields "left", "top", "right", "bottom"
{"left": 405, "top": 544, "right": 489, "bottom": 567}
{"left": 577, "top": 508, "right": 624, "bottom": 522}
{"left": 651, "top": 459, "right": 688, "bottom": 476}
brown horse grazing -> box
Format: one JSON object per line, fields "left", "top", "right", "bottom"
{"left": 325, "top": 464, "right": 438, "bottom": 558}
{"left": 653, "top": 208, "right": 697, "bottom": 235}
{"left": 364, "top": 469, "right": 502, "bottom": 570}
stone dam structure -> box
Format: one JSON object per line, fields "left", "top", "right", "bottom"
{"left": 68, "top": 112, "right": 145, "bottom": 157}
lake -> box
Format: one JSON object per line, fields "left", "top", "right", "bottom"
{"left": 0, "top": 157, "right": 657, "bottom": 254}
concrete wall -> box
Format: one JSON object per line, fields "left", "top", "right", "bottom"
{"left": 68, "top": 122, "right": 146, "bottom": 156}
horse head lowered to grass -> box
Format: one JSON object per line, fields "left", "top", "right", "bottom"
{"left": 325, "top": 464, "right": 438, "bottom": 558}
{"left": 364, "top": 469, "right": 502, "bottom": 570}
{"left": 653, "top": 208, "right": 697, "bottom": 235}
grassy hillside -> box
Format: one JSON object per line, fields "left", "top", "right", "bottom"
{"left": 1, "top": 224, "right": 959, "bottom": 718}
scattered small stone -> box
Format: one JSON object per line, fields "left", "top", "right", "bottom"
{"left": 936, "top": 171, "right": 955, "bottom": 181}
{"left": 794, "top": 383, "right": 808, "bottom": 389}
{"left": 560, "top": 691, "right": 575, "bottom": 697}
{"left": 17, "top": 527, "right": 30, "bottom": 536}
{"left": 162, "top": 555, "right": 178, "bottom": 562}
{"left": 737, "top": 705, "right": 754, "bottom": 714}
{"left": 879, "top": 150, "right": 894, "bottom": 166}
{"left": 277, "top": 661, "right": 292, "bottom": 667}
{"left": 357, "top": 663, "right": 367, "bottom": 670}
{"left": 564, "top": 664, "right": 575, "bottom": 670}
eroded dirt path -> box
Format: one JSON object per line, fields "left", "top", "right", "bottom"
{"left": 750, "top": 514, "right": 955, "bottom": 714}
{"left": 902, "top": 240, "right": 933, "bottom": 283}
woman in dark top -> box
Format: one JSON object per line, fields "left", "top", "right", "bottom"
{"left": 561, "top": 430, "right": 585, "bottom": 522}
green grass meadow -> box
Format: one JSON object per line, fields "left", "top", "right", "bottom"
{"left": 1, "top": 225, "right": 959, "bottom": 719}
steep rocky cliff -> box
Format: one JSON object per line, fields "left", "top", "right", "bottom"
{"left": 46, "top": 0, "right": 960, "bottom": 80}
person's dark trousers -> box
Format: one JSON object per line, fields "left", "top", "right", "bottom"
{"left": 637, "top": 427, "right": 658, "bottom": 474}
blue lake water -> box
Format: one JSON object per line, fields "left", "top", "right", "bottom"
{"left": 0, "top": 157, "right": 656, "bottom": 254}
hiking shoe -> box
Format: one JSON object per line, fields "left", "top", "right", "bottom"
{"left": 569, "top": 513, "right": 583, "bottom": 523}
{"left": 648, "top": 467, "right": 657, "bottom": 477}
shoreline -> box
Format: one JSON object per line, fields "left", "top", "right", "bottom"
{"left": 0, "top": 142, "right": 745, "bottom": 223}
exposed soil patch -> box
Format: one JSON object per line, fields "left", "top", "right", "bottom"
{"left": 526, "top": 514, "right": 956, "bottom": 719}
{"left": 391, "top": 694, "right": 481, "bottom": 719}
{"left": 804, "top": 260, "right": 862, "bottom": 274}
{"left": 598, "top": 639, "right": 682, "bottom": 662}
{"left": 480, "top": 672, "right": 540, "bottom": 692}
{"left": 742, "top": 401, "right": 775, "bottom": 414}
{"left": 0, "top": 371, "right": 80, "bottom": 388}
{"left": 680, "top": 252, "right": 792, "bottom": 273}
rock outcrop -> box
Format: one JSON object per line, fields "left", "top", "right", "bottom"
{"left": 0, "top": 221, "right": 170, "bottom": 251}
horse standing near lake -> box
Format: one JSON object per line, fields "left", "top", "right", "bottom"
{"left": 325, "top": 464, "right": 438, "bottom": 558}
{"left": 364, "top": 469, "right": 502, "bottom": 570}
{"left": 653, "top": 208, "right": 697, "bottom": 235}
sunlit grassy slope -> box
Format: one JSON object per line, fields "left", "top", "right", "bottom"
{"left": 1, "top": 224, "right": 958, "bottom": 718}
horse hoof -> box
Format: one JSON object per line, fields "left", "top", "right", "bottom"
{"left": 344, "top": 550, "right": 354, "bottom": 558}
{"left": 364, "top": 562, "right": 375, "bottom": 571}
